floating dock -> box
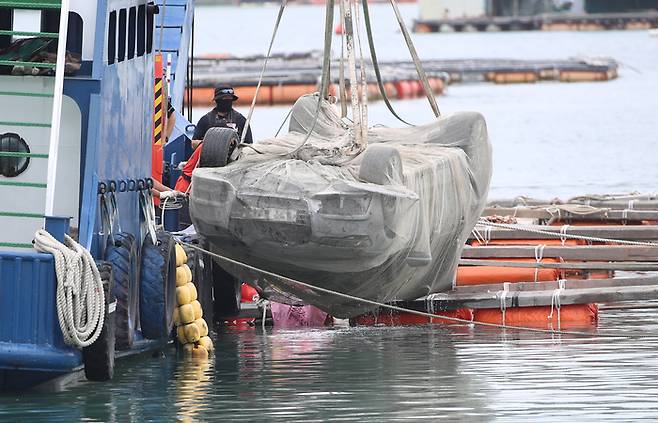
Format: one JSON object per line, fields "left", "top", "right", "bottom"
{"left": 414, "top": 11, "right": 658, "bottom": 33}
{"left": 187, "top": 54, "right": 618, "bottom": 107}
{"left": 352, "top": 194, "right": 658, "bottom": 328}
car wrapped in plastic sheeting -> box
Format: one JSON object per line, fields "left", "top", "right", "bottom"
{"left": 190, "top": 94, "right": 492, "bottom": 318}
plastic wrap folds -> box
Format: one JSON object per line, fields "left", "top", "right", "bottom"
{"left": 191, "top": 94, "right": 492, "bottom": 318}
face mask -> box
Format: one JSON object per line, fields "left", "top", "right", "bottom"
{"left": 216, "top": 99, "right": 232, "bottom": 113}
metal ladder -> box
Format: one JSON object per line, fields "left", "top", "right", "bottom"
{"left": 0, "top": 0, "right": 69, "bottom": 249}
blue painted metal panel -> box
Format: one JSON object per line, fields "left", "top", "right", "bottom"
{"left": 155, "top": 28, "right": 185, "bottom": 52}
{"left": 157, "top": 4, "right": 187, "bottom": 27}
{"left": 94, "top": 55, "right": 154, "bottom": 241}
{"left": 0, "top": 252, "right": 81, "bottom": 374}
{"left": 162, "top": 0, "right": 188, "bottom": 6}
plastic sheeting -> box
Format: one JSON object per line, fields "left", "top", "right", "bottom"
{"left": 190, "top": 94, "right": 492, "bottom": 318}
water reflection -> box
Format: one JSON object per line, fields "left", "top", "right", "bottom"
{"left": 3, "top": 318, "right": 658, "bottom": 421}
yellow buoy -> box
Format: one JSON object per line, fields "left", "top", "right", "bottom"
{"left": 176, "top": 285, "right": 192, "bottom": 306}
{"left": 176, "top": 326, "right": 187, "bottom": 344}
{"left": 183, "top": 343, "right": 194, "bottom": 353}
{"left": 183, "top": 264, "right": 193, "bottom": 283}
{"left": 175, "top": 243, "right": 187, "bottom": 267}
{"left": 191, "top": 300, "right": 203, "bottom": 320}
{"left": 191, "top": 344, "right": 208, "bottom": 359}
{"left": 186, "top": 282, "right": 198, "bottom": 302}
{"left": 198, "top": 336, "right": 214, "bottom": 352}
{"left": 184, "top": 322, "right": 201, "bottom": 343}
{"left": 195, "top": 318, "right": 209, "bottom": 337}
{"left": 176, "top": 265, "right": 192, "bottom": 287}
{"left": 179, "top": 303, "right": 195, "bottom": 324}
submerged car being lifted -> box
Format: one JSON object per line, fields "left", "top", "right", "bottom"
{"left": 190, "top": 94, "right": 492, "bottom": 318}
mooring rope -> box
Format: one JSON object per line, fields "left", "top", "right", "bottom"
{"left": 477, "top": 219, "right": 658, "bottom": 247}
{"left": 34, "top": 230, "right": 105, "bottom": 348}
{"left": 181, "top": 242, "right": 634, "bottom": 338}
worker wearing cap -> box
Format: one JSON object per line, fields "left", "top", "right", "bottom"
{"left": 174, "top": 85, "right": 253, "bottom": 228}
{"left": 192, "top": 85, "right": 253, "bottom": 146}
{"left": 174, "top": 85, "right": 252, "bottom": 195}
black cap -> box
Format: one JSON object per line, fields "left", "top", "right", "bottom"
{"left": 214, "top": 85, "right": 238, "bottom": 101}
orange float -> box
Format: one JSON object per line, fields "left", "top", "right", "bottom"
{"left": 393, "top": 80, "right": 413, "bottom": 99}
{"left": 409, "top": 80, "right": 424, "bottom": 97}
{"left": 428, "top": 77, "right": 445, "bottom": 94}
{"left": 351, "top": 308, "right": 473, "bottom": 326}
{"left": 473, "top": 304, "right": 598, "bottom": 328}
{"left": 383, "top": 82, "right": 397, "bottom": 99}
{"left": 457, "top": 259, "right": 561, "bottom": 286}
{"left": 270, "top": 84, "right": 318, "bottom": 105}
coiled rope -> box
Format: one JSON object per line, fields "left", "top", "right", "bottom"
{"left": 34, "top": 230, "right": 105, "bottom": 348}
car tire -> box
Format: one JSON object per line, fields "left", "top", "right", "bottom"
{"left": 358, "top": 144, "right": 404, "bottom": 185}
{"left": 105, "top": 232, "right": 140, "bottom": 349}
{"left": 82, "top": 261, "right": 116, "bottom": 382}
{"left": 199, "top": 127, "right": 238, "bottom": 168}
{"left": 140, "top": 230, "right": 177, "bottom": 340}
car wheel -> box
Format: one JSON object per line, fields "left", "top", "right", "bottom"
{"left": 199, "top": 127, "right": 239, "bottom": 168}
{"left": 358, "top": 144, "right": 404, "bottom": 185}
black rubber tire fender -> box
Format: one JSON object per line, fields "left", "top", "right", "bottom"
{"left": 104, "top": 232, "right": 140, "bottom": 349}
{"left": 358, "top": 144, "right": 404, "bottom": 185}
{"left": 82, "top": 261, "right": 116, "bottom": 381}
{"left": 139, "top": 230, "right": 177, "bottom": 340}
{"left": 198, "top": 127, "right": 239, "bottom": 168}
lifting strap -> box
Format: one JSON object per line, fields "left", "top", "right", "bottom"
{"left": 361, "top": 0, "right": 413, "bottom": 126}
{"left": 388, "top": 0, "right": 441, "bottom": 117}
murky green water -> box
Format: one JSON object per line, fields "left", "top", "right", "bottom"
{"left": 3, "top": 309, "right": 658, "bottom": 421}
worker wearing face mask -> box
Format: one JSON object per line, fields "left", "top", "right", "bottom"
{"left": 174, "top": 85, "right": 253, "bottom": 228}
{"left": 174, "top": 85, "right": 252, "bottom": 196}
{"left": 193, "top": 85, "right": 252, "bottom": 148}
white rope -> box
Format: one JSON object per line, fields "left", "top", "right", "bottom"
{"left": 559, "top": 224, "right": 570, "bottom": 246}
{"left": 484, "top": 226, "right": 492, "bottom": 245}
{"left": 548, "top": 279, "right": 566, "bottom": 331}
{"left": 470, "top": 227, "right": 485, "bottom": 245}
{"left": 498, "top": 282, "right": 510, "bottom": 326}
{"left": 352, "top": 0, "right": 369, "bottom": 144}
{"left": 534, "top": 244, "right": 545, "bottom": 282}
{"left": 181, "top": 242, "right": 627, "bottom": 337}
{"left": 34, "top": 230, "right": 105, "bottom": 348}
{"left": 477, "top": 219, "right": 658, "bottom": 247}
